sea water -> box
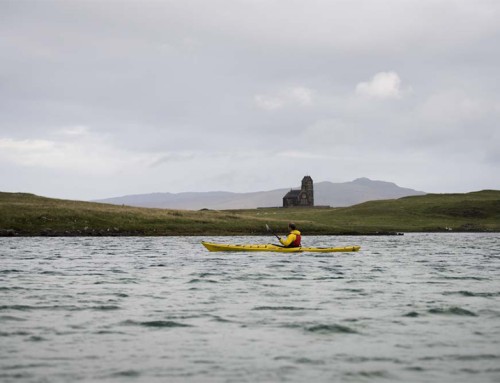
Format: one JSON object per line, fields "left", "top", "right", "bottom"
{"left": 1, "top": 233, "right": 499, "bottom": 382}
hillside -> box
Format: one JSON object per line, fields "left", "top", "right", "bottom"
{"left": 94, "top": 177, "right": 425, "bottom": 209}
{"left": 242, "top": 190, "right": 500, "bottom": 234}
{"left": 1, "top": 190, "right": 498, "bottom": 236}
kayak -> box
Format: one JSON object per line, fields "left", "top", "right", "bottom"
{"left": 202, "top": 241, "right": 361, "bottom": 253}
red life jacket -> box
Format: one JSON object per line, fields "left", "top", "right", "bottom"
{"left": 292, "top": 234, "right": 301, "bottom": 247}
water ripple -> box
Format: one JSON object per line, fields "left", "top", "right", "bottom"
{"left": 0, "top": 234, "right": 499, "bottom": 382}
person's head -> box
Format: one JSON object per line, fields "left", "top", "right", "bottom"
{"left": 288, "top": 223, "right": 296, "bottom": 231}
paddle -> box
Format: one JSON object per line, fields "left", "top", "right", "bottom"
{"left": 266, "top": 224, "right": 281, "bottom": 242}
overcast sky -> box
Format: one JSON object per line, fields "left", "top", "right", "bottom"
{"left": 1, "top": 0, "right": 499, "bottom": 200}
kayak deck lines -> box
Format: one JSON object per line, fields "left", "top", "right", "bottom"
{"left": 201, "top": 241, "right": 361, "bottom": 253}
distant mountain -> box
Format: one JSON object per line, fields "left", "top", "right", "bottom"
{"left": 94, "top": 178, "right": 425, "bottom": 210}
{"left": 314, "top": 178, "right": 426, "bottom": 206}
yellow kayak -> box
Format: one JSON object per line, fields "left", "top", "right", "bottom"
{"left": 202, "top": 241, "right": 361, "bottom": 253}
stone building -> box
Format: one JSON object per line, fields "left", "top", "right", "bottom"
{"left": 282, "top": 176, "right": 314, "bottom": 207}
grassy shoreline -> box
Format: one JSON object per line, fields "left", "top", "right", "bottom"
{"left": 1, "top": 190, "right": 499, "bottom": 237}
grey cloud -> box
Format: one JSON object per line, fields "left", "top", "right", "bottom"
{"left": 1, "top": 0, "right": 499, "bottom": 199}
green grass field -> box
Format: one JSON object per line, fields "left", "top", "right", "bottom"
{"left": 0, "top": 190, "right": 499, "bottom": 236}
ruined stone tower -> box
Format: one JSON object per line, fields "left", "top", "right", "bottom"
{"left": 301, "top": 176, "right": 314, "bottom": 206}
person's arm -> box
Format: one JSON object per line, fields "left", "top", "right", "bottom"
{"left": 280, "top": 233, "right": 295, "bottom": 247}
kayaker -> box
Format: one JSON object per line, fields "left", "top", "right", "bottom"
{"left": 279, "top": 223, "right": 301, "bottom": 248}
